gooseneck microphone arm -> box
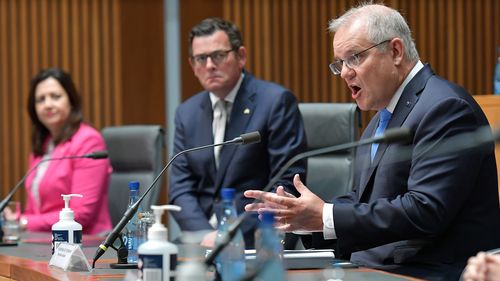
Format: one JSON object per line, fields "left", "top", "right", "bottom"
{"left": 0, "top": 150, "right": 108, "bottom": 214}
{"left": 204, "top": 127, "right": 412, "bottom": 266}
{"left": 91, "top": 131, "right": 261, "bottom": 268}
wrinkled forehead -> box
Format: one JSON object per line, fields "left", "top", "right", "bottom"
{"left": 332, "top": 19, "right": 370, "bottom": 58}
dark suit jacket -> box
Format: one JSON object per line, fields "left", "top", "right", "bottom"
{"left": 169, "top": 73, "right": 307, "bottom": 248}
{"left": 312, "top": 65, "right": 500, "bottom": 280}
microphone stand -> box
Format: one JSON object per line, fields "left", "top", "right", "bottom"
{"left": 0, "top": 151, "right": 108, "bottom": 214}
{"left": 204, "top": 128, "right": 412, "bottom": 267}
{"left": 92, "top": 132, "right": 261, "bottom": 268}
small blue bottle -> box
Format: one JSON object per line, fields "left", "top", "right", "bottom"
{"left": 494, "top": 47, "right": 500, "bottom": 95}
{"left": 255, "top": 211, "right": 285, "bottom": 281}
{"left": 215, "top": 188, "right": 246, "bottom": 281}
{"left": 124, "top": 181, "right": 141, "bottom": 264}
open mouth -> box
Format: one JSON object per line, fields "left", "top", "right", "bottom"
{"left": 350, "top": 85, "right": 361, "bottom": 99}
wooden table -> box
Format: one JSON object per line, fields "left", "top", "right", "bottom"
{"left": 0, "top": 232, "right": 422, "bottom": 281}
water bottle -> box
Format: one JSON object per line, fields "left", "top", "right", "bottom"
{"left": 494, "top": 47, "right": 500, "bottom": 95}
{"left": 254, "top": 211, "right": 285, "bottom": 281}
{"left": 215, "top": 188, "right": 246, "bottom": 281}
{"left": 124, "top": 181, "right": 141, "bottom": 264}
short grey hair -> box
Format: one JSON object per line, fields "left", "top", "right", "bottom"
{"left": 328, "top": 3, "right": 419, "bottom": 62}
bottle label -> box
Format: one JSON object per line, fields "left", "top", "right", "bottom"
{"left": 51, "top": 230, "right": 83, "bottom": 255}
{"left": 52, "top": 230, "right": 68, "bottom": 254}
{"left": 138, "top": 253, "right": 177, "bottom": 281}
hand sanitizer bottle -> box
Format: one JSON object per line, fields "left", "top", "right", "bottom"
{"left": 51, "top": 194, "right": 83, "bottom": 254}
{"left": 138, "top": 205, "right": 181, "bottom": 281}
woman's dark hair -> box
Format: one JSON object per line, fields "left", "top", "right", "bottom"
{"left": 27, "top": 68, "right": 83, "bottom": 156}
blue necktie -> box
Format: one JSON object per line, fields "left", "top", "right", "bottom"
{"left": 371, "top": 109, "right": 392, "bottom": 162}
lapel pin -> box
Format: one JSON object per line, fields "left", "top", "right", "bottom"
{"left": 406, "top": 101, "right": 412, "bottom": 107}
{"left": 243, "top": 108, "right": 250, "bottom": 114}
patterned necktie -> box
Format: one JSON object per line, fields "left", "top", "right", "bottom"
{"left": 213, "top": 99, "right": 227, "bottom": 168}
{"left": 371, "top": 108, "right": 392, "bottom": 162}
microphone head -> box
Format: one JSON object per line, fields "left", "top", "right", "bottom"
{"left": 377, "top": 128, "right": 413, "bottom": 144}
{"left": 85, "top": 151, "right": 109, "bottom": 159}
{"left": 236, "top": 131, "right": 261, "bottom": 145}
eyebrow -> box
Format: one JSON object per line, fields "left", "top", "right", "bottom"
{"left": 333, "top": 40, "right": 368, "bottom": 59}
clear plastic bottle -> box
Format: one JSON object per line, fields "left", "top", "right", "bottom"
{"left": 124, "top": 181, "right": 141, "bottom": 264}
{"left": 254, "top": 211, "right": 285, "bottom": 281}
{"left": 215, "top": 188, "right": 246, "bottom": 281}
{"left": 494, "top": 47, "right": 500, "bottom": 95}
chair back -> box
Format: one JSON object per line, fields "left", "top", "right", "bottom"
{"left": 102, "top": 125, "right": 165, "bottom": 226}
{"left": 298, "top": 103, "right": 360, "bottom": 200}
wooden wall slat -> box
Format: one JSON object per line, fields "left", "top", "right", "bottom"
{"left": 10, "top": 1, "right": 21, "bottom": 197}
{"left": 1, "top": 0, "right": 10, "bottom": 194}
{"left": 111, "top": 0, "right": 122, "bottom": 124}
{"left": 310, "top": 0, "right": 319, "bottom": 101}
{"left": 262, "top": 0, "right": 271, "bottom": 80}
{"left": 290, "top": 0, "right": 300, "bottom": 99}
{"left": 281, "top": 0, "right": 291, "bottom": 88}
{"left": 102, "top": 0, "right": 112, "bottom": 125}
{"left": 91, "top": 0, "right": 101, "bottom": 128}
{"left": 81, "top": 0, "right": 90, "bottom": 123}
{"left": 19, "top": 0, "right": 30, "bottom": 202}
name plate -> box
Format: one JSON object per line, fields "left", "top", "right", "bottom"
{"left": 49, "top": 242, "right": 91, "bottom": 272}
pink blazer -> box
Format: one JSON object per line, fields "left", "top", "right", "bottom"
{"left": 24, "top": 123, "right": 112, "bottom": 234}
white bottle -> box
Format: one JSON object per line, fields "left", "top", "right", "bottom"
{"left": 137, "top": 205, "right": 181, "bottom": 281}
{"left": 51, "top": 194, "right": 83, "bottom": 254}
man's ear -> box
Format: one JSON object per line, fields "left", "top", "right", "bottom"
{"left": 237, "top": 46, "right": 247, "bottom": 68}
{"left": 390, "top": 38, "right": 405, "bottom": 65}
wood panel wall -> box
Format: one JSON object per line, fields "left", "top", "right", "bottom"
{"left": 0, "top": 0, "right": 164, "bottom": 202}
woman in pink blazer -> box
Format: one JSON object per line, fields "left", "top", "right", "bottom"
{"left": 18, "top": 68, "right": 112, "bottom": 234}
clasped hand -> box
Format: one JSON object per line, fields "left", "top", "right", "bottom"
{"left": 463, "top": 252, "right": 500, "bottom": 281}
{"left": 244, "top": 174, "right": 325, "bottom": 232}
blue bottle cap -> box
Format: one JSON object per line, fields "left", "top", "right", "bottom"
{"left": 261, "top": 211, "right": 275, "bottom": 225}
{"left": 220, "top": 188, "right": 235, "bottom": 200}
{"left": 128, "top": 181, "right": 140, "bottom": 190}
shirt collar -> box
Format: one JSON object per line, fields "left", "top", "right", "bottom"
{"left": 386, "top": 60, "right": 424, "bottom": 113}
{"left": 210, "top": 73, "right": 245, "bottom": 108}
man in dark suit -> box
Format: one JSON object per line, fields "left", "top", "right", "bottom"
{"left": 245, "top": 3, "right": 500, "bottom": 280}
{"left": 168, "top": 18, "right": 307, "bottom": 249}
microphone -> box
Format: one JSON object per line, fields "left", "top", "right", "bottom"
{"left": 204, "top": 127, "right": 412, "bottom": 266}
{"left": 91, "top": 131, "right": 262, "bottom": 268}
{"left": 233, "top": 131, "right": 261, "bottom": 145}
{"left": 0, "top": 150, "right": 109, "bottom": 214}
{"left": 84, "top": 150, "right": 109, "bottom": 159}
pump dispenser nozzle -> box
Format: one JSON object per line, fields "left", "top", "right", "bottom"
{"left": 148, "top": 205, "right": 181, "bottom": 241}
{"left": 60, "top": 194, "right": 83, "bottom": 220}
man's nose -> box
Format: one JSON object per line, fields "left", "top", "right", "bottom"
{"left": 340, "top": 63, "right": 355, "bottom": 79}
{"left": 205, "top": 57, "right": 217, "bottom": 68}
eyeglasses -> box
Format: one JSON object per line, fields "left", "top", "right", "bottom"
{"left": 191, "top": 49, "right": 235, "bottom": 66}
{"left": 329, "top": 40, "right": 391, "bottom": 75}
